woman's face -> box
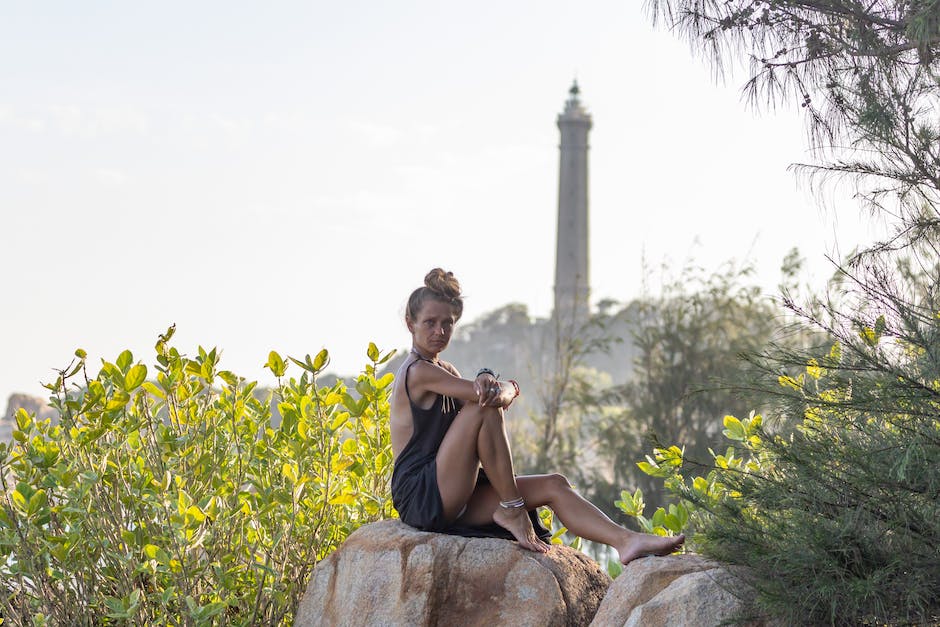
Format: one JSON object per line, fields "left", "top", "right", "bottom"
{"left": 408, "top": 298, "right": 457, "bottom": 357}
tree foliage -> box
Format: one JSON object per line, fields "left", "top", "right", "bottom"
{"left": 0, "top": 327, "right": 396, "bottom": 626}
{"left": 529, "top": 314, "right": 618, "bottom": 474}
{"left": 627, "top": 2, "right": 940, "bottom": 622}
{"left": 627, "top": 254, "right": 940, "bottom": 623}
{"left": 648, "top": 0, "right": 940, "bottom": 248}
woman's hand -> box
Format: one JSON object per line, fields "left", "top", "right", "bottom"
{"left": 474, "top": 374, "right": 501, "bottom": 406}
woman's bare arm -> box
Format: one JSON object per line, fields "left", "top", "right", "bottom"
{"left": 439, "top": 360, "right": 461, "bottom": 378}
{"left": 408, "top": 359, "right": 514, "bottom": 408}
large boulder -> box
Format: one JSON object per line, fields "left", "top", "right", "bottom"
{"left": 295, "top": 519, "right": 611, "bottom": 626}
{"left": 590, "top": 554, "right": 771, "bottom": 627}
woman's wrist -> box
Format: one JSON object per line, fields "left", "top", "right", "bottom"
{"left": 476, "top": 367, "right": 499, "bottom": 379}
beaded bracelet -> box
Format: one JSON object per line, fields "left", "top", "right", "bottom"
{"left": 508, "top": 379, "right": 520, "bottom": 399}
{"left": 476, "top": 367, "right": 499, "bottom": 379}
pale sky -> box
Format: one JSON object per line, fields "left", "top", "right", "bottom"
{"left": 1, "top": 1, "right": 883, "bottom": 405}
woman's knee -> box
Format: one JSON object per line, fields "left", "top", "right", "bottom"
{"left": 519, "top": 473, "right": 573, "bottom": 507}
{"left": 460, "top": 402, "right": 505, "bottom": 426}
{"left": 546, "top": 473, "right": 572, "bottom": 494}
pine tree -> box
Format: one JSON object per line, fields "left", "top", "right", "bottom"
{"left": 641, "top": 1, "right": 940, "bottom": 622}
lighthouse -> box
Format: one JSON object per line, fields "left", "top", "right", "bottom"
{"left": 553, "top": 81, "right": 592, "bottom": 327}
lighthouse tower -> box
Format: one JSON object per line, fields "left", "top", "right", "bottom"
{"left": 553, "top": 81, "right": 592, "bottom": 326}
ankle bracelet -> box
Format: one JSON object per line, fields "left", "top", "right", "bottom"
{"left": 499, "top": 496, "right": 526, "bottom": 509}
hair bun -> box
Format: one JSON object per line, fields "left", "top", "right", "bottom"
{"left": 406, "top": 268, "right": 464, "bottom": 324}
{"left": 424, "top": 268, "right": 461, "bottom": 300}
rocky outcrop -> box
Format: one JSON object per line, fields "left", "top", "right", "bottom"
{"left": 2, "top": 393, "right": 57, "bottom": 442}
{"left": 590, "top": 554, "right": 770, "bottom": 627}
{"left": 295, "top": 519, "right": 611, "bottom": 627}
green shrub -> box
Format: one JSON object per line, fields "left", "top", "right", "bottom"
{"left": 624, "top": 327, "right": 940, "bottom": 624}
{"left": 0, "top": 326, "right": 396, "bottom": 626}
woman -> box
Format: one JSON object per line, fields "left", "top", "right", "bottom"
{"left": 390, "top": 268, "right": 684, "bottom": 562}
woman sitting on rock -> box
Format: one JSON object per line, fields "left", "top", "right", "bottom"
{"left": 390, "top": 268, "right": 684, "bottom": 563}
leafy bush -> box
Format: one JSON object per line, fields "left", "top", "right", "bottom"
{"left": 0, "top": 327, "right": 396, "bottom": 626}
{"left": 624, "top": 310, "right": 940, "bottom": 625}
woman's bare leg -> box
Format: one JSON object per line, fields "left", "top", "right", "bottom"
{"left": 435, "top": 402, "right": 547, "bottom": 552}
{"left": 436, "top": 404, "right": 681, "bottom": 562}
{"left": 459, "top": 474, "right": 684, "bottom": 564}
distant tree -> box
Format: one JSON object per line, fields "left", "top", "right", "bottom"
{"left": 525, "top": 314, "right": 615, "bottom": 476}
{"left": 592, "top": 260, "right": 787, "bottom": 515}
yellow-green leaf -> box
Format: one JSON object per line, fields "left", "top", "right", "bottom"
{"left": 722, "top": 415, "right": 745, "bottom": 441}
{"left": 313, "top": 349, "right": 329, "bottom": 372}
{"left": 329, "top": 413, "right": 349, "bottom": 432}
{"left": 105, "top": 391, "right": 131, "bottom": 411}
{"left": 141, "top": 381, "right": 165, "bottom": 399}
{"left": 177, "top": 489, "right": 192, "bottom": 514}
{"left": 265, "top": 351, "right": 287, "bottom": 377}
{"left": 11, "top": 489, "right": 27, "bottom": 512}
{"left": 27, "top": 489, "right": 48, "bottom": 516}
{"left": 328, "top": 493, "right": 356, "bottom": 505}
{"left": 185, "top": 505, "right": 206, "bottom": 524}
{"left": 116, "top": 349, "right": 133, "bottom": 372}
{"left": 15, "top": 408, "right": 33, "bottom": 432}
{"left": 125, "top": 364, "right": 147, "bottom": 391}
{"left": 282, "top": 463, "right": 298, "bottom": 484}
{"left": 806, "top": 358, "right": 822, "bottom": 380}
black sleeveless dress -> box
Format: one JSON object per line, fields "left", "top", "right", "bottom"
{"left": 390, "top": 357, "right": 550, "bottom": 541}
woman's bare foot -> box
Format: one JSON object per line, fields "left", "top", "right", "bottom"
{"left": 617, "top": 531, "right": 685, "bottom": 565}
{"left": 492, "top": 506, "right": 549, "bottom": 553}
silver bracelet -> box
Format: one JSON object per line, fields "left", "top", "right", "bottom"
{"left": 499, "top": 496, "right": 525, "bottom": 509}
